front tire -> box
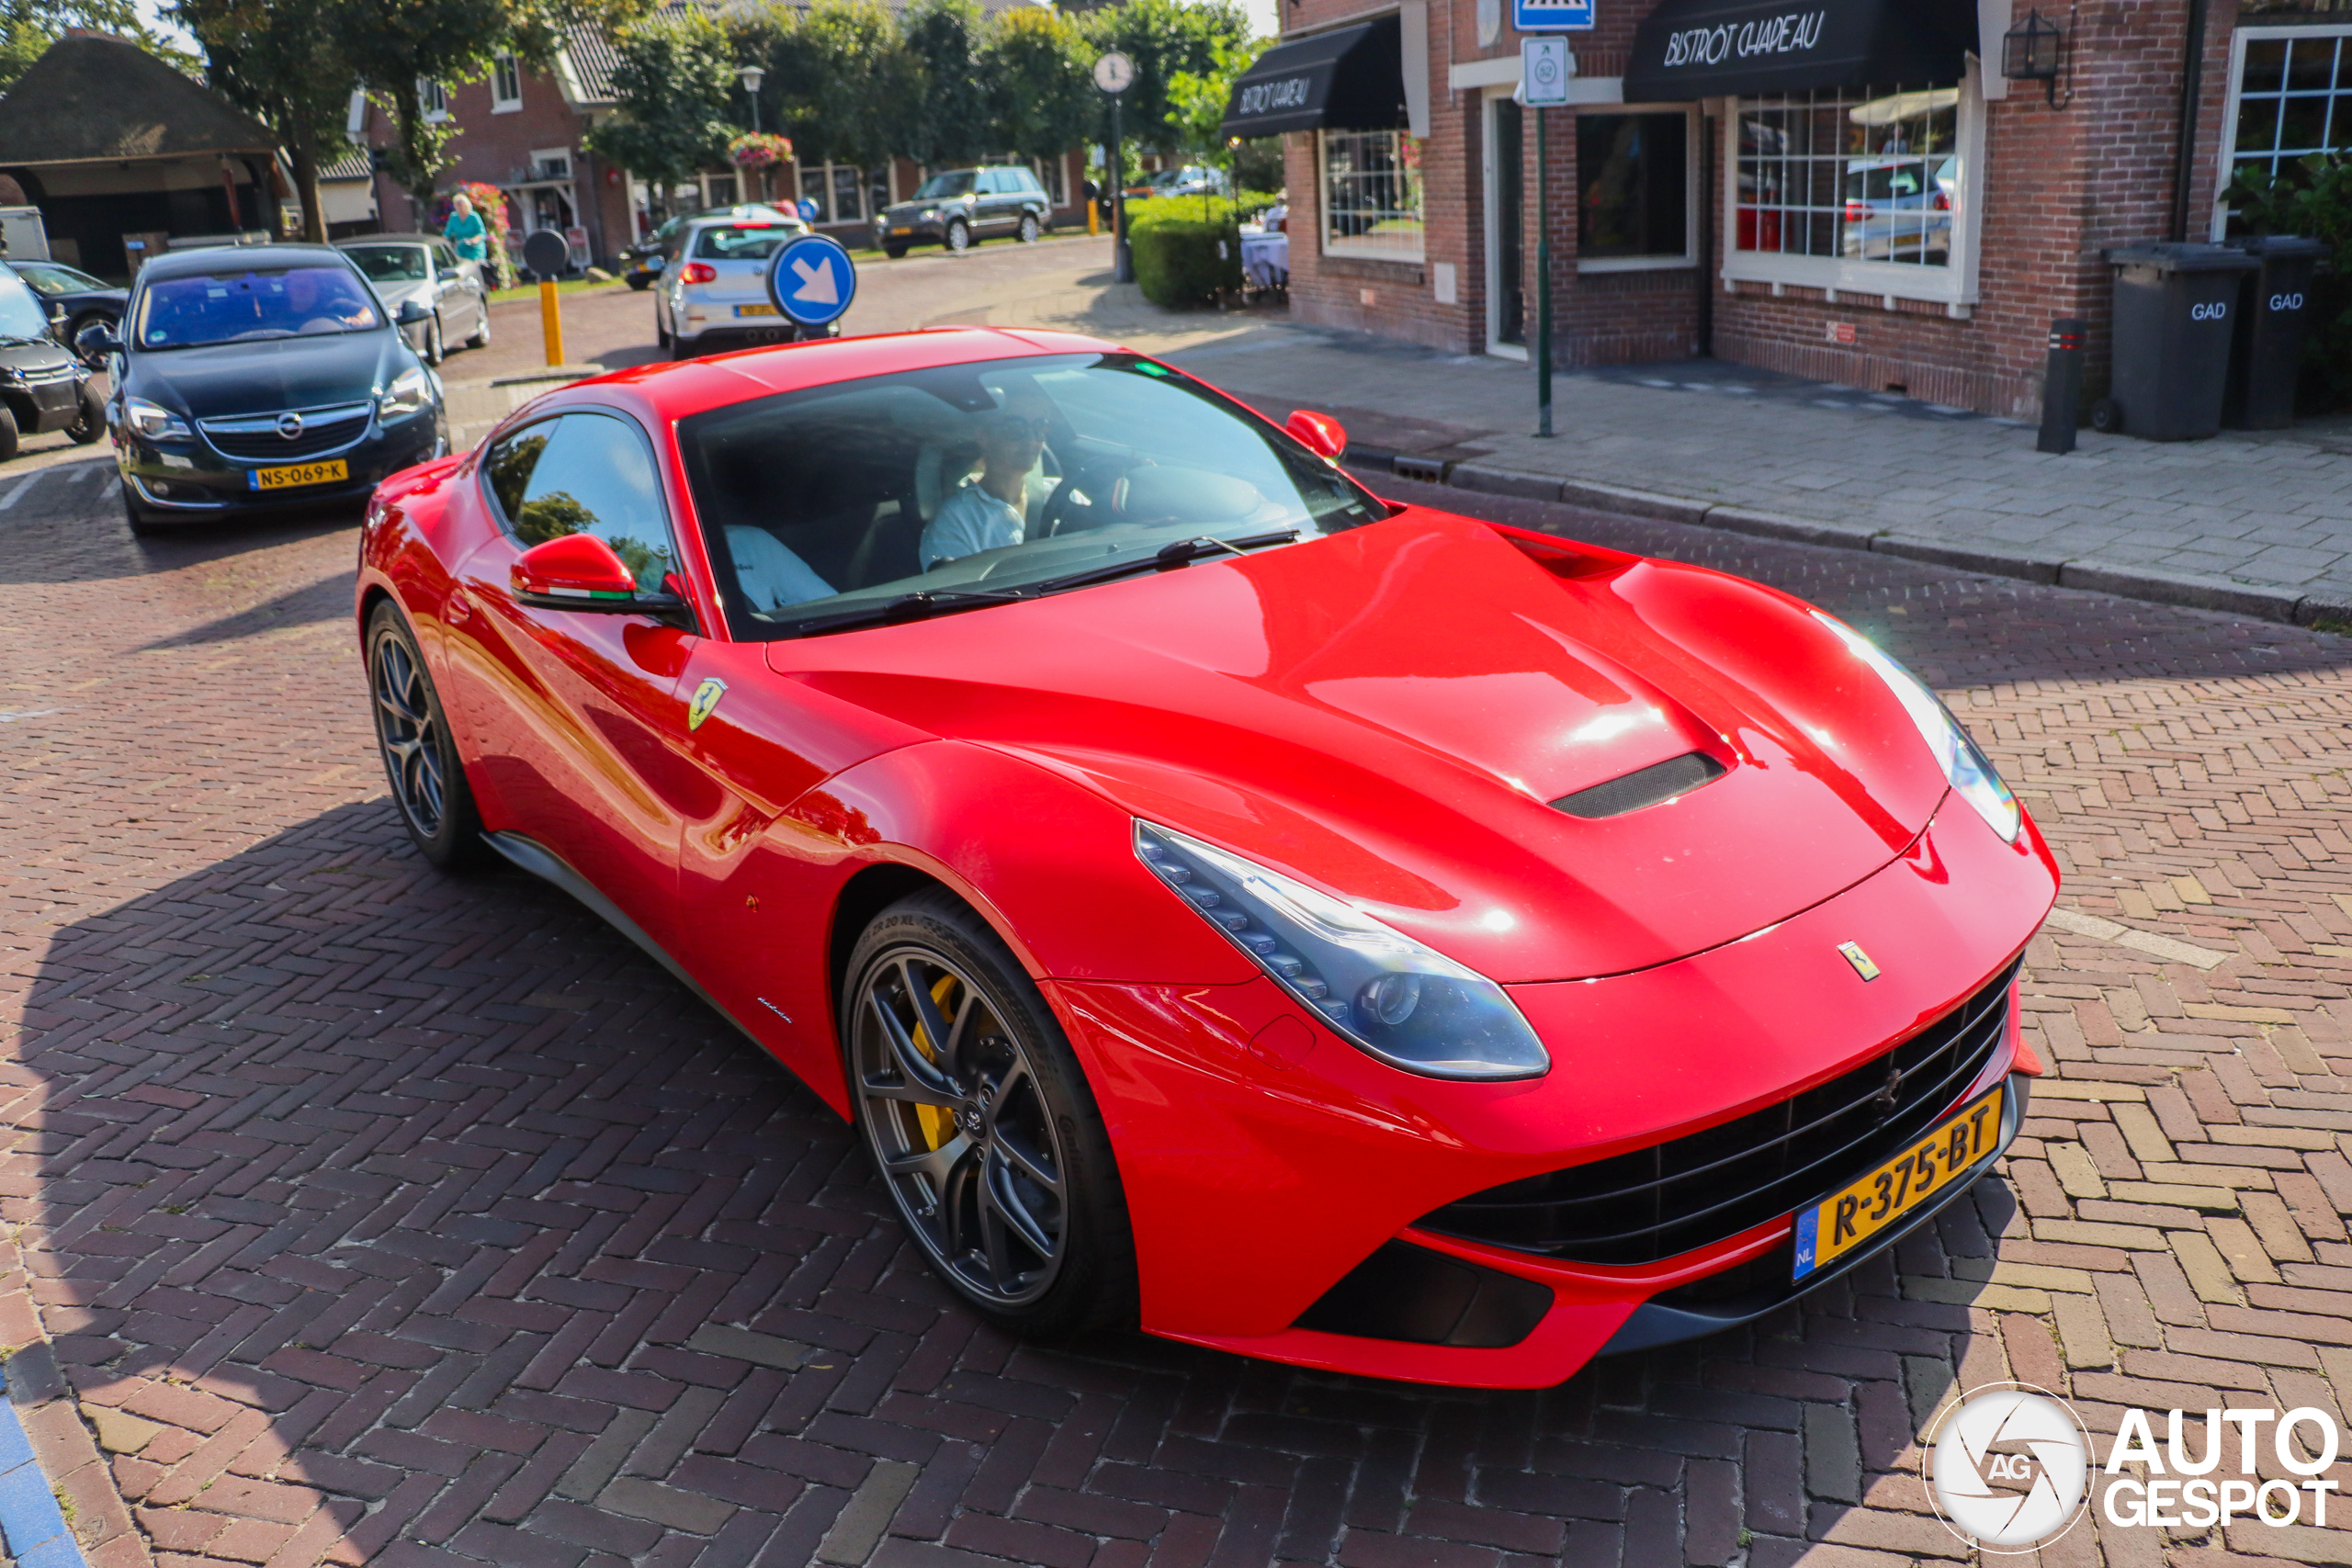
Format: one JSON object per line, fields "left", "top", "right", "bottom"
{"left": 1017, "top": 213, "right": 1040, "bottom": 243}
{"left": 627, "top": 274, "right": 651, "bottom": 291}
{"left": 468, "top": 304, "right": 490, "bottom": 347}
{"left": 421, "top": 314, "right": 445, "bottom": 366}
{"left": 884, "top": 244, "right": 908, "bottom": 260}
{"left": 843, "top": 891, "right": 1136, "bottom": 1338}
{"left": 366, "top": 601, "right": 484, "bottom": 870}
{"left": 66, "top": 383, "right": 101, "bottom": 444}
{"left": 944, "top": 219, "right": 971, "bottom": 254}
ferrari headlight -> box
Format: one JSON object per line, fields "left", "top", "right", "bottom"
{"left": 1815, "top": 611, "right": 2019, "bottom": 843}
{"left": 379, "top": 366, "right": 433, "bottom": 420}
{"left": 124, "top": 396, "right": 190, "bottom": 440}
{"left": 1135, "top": 821, "right": 1550, "bottom": 1081}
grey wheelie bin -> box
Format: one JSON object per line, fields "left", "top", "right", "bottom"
{"left": 2094, "top": 243, "right": 2257, "bottom": 441}
{"left": 2223, "top": 233, "right": 2327, "bottom": 430}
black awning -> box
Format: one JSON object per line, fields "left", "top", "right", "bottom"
{"left": 1221, "top": 17, "right": 1406, "bottom": 140}
{"left": 1623, "top": 0, "right": 1976, "bottom": 102}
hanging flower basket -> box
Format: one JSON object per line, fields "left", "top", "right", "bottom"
{"left": 727, "top": 133, "right": 795, "bottom": 170}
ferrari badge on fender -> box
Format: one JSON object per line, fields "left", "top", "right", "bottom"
{"left": 687, "top": 678, "right": 727, "bottom": 731}
{"left": 1838, "top": 941, "right": 1882, "bottom": 981}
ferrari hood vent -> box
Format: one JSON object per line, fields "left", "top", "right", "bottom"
{"left": 1550, "top": 751, "right": 1727, "bottom": 819}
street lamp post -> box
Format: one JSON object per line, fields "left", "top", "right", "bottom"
{"left": 738, "top": 65, "right": 767, "bottom": 199}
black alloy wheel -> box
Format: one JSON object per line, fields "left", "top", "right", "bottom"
{"left": 1017, "top": 213, "right": 1040, "bottom": 243}
{"left": 366, "top": 602, "right": 483, "bottom": 869}
{"left": 423, "top": 314, "right": 445, "bottom": 366}
{"left": 944, "top": 218, "right": 971, "bottom": 254}
{"left": 845, "top": 892, "right": 1136, "bottom": 1336}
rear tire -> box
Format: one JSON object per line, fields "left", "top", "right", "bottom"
{"left": 366, "top": 601, "right": 485, "bottom": 870}
{"left": 468, "top": 305, "right": 490, "bottom": 348}
{"left": 2089, "top": 398, "right": 2121, "bottom": 434}
{"left": 843, "top": 891, "right": 1137, "bottom": 1339}
{"left": 627, "top": 275, "right": 651, "bottom": 291}
{"left": 884, "top": 244, "right": 908, "bottom": 260}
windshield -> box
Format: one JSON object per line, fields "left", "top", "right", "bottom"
{"left": 344, "top": 244, "right": 429, "bottom": 282}
{"left": 913, "top": 172, "right": 974, "bottom": 199}
{"left": 134, "top": 265, "right": 380, "bottom": 349}
{"left": 680, "top": 352, "right": 1386, "bottom": 639}
{"left": 13, "top": 262, "right": 101, "bottom": 296}
{"left": 0, "top": 271, "right": 47, "bottom": 339}
{"left": 692, "top": 224, "right": 793, "bottom": 260}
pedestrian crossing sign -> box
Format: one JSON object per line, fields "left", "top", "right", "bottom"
{"left": 1513, "top": 0, "right": 1594, "bottom": 29}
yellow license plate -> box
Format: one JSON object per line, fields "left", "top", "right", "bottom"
{"left": 733, "top": 304, "right": 778, "bottom": 317}
{"left": 1793, "top": 1083, "right": 2005, "bottom": 1280}
{"left": 248, "top": 459, "right": 347, "bottom": 491}
{"left": 892, "top": 226, "right": 912, "bottom": 235}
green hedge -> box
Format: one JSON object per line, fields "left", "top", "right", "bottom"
{"left": 1126, "top": 190, "right": 1282, "bottom": 309}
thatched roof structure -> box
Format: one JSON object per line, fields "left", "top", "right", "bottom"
{"left": 0, "top": 32, "right": 277, "bottom": 165}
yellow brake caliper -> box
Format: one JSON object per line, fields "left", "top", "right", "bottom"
{"left": 911, "top": 974, "right": 959, "bottom": 1152}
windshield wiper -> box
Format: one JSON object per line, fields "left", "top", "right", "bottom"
{"left": 1035, "top": 530, "right": 1300, "bottom": 595}
{"left": 775, "top": 588, "right": 1030, "bottom": 638}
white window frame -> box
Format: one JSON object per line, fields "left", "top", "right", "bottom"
{"left": 530, "top": 147, "right": 573, "bottom": 182}
{"left": 1033, "top": 155, "right": 1067, "bottom": 206}
{"left": 1577, "top": 103, "right": 1702, "bottom": 274}
{"left": 1318, "top": 128, "right": 1427, "bottom": 264}
{"left": 2211, "top": 23, "right": 2352, "bottom": 239}
{"left": 418, "top": 79, "right": 449, "bottom": 122}
{"left": 1718, "top": 64, "right": 1987, "bottom": 312}
{"left": 492, "top": 53, "right": 523, "bottom": 114}
{"left": 1483, "top": 86, "right": 1527, "bottom": 361}
{"left": 796, "top": 162, "right": 889, "bottom": 225}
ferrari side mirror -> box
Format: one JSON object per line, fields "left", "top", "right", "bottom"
{"left": 513, "top": 534, "right": 639, "bottom": 604}
{"left": 1286, "top": 409, "right": 1347, "bottom": 461}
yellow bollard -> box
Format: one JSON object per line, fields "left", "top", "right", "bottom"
{"left": 538, "top": 277, "right": 564, "bottom": 367}
{"left": 1088, "top": 199, "right": 1099, "bottom": 237}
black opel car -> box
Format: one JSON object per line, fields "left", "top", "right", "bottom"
{"left": 0, "top": 264, "right": 101, "bottom": 457}
{"left": 93, "top": 244, "right": 447, "bottom": 532}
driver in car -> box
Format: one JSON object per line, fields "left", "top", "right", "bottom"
{"left": 283, "top": 269, "right": 377, "bottom": 332}
{"left": 921, "top": 388, "right": 1057, "bottom": 570}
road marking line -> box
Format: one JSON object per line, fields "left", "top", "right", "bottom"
{"left": 2043, "top": 906, "right": 2231, "bottom": 971}
{"left": 0, "top": 1398, "right": 86, "bottom": 1566}
{"left": 0, "top": 471, "right": 44, "bottom": 509}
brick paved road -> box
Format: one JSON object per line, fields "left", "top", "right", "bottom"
{"left": 4, "top": 453, "right": 2351, "bottom": 1568}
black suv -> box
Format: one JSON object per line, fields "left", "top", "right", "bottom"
{"left": 874, "top": 166, "right": 1053, "bottom": 256}
{"left": 0, "top": 265, "right": 100, "bottom": 457}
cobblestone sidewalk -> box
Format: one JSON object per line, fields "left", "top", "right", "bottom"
{"left": 1168, "top": 330, "right": 2352, "bottom": 626}
{"left": 5, "top": 445, "right": 2352, "bottom": 1568}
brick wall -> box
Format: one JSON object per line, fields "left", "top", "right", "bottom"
{"left": 1282, "top": 0, "right": 2248, "bottom": 415}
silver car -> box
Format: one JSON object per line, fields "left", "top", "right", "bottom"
{"left": 337, "top": 234, "right": 489, "bottom": 366}
{"left": 654, "top": 212, "right": 812, "bottom": 358}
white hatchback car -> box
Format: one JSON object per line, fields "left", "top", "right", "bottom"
{"left": 654, "top": 213, "right": 815, "bottom": 358}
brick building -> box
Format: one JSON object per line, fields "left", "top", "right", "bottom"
{"left": 1232, "top": 0, "right": 2352, "bottom": 418}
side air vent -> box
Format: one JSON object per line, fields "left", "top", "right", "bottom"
{"left": 1295, "top": 1239, "right": 1553, "bottom": 1348}
{"left": 1551, "top": 751, "right": 1726, "bottom": 819}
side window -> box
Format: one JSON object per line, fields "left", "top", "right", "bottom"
{"left": 978, "top": 170, "right": 1004, "bottom": 195}
{"left": 1015, "top": 169, "right": 1043, "bottom": 195}
{"left": 435, "top": 243, "right": 461, "bottom": 273}
{"left": 489, "top": 412, "right": 679, "bottom": 588}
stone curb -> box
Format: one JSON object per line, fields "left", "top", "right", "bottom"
{"left": 1409, "top": 458, "right": 2352, "bottom": 629}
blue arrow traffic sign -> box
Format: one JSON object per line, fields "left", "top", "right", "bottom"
{"left": 765, "top": 232, "right": 857, "bottom": 328}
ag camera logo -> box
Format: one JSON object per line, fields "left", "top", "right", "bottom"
{"left": 1922, "top": 1385, "right": 2090, "bottom": 1551}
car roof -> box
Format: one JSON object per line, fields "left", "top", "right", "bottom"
{"left": 337, "top": 233, "right": 445, "bottom": 247}
{"left": 509, "top": 327, "right": 1121, "bottom": 428}
{"left": 137, "top": 243, "right": 350, "bottom": 281}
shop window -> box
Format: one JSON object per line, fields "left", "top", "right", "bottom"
{"left": 1577, "top": 110, "right": 1692, "bottom": 269}
{"left": 1321, "top": 130, "right": 1424, "bottom": 262}
{"left": 704, "top": 174, "right": 740, "bottom": 208}
{"left": 798, "top": 164, "right": 889, "bottom": 224}
{"left": 492, "top": 53, "right": 522, "bottom": 113}
{"left": 2220, "top": 26, "right": 2352, "bottom": 233}
{"left": 1035, "top": 156, "right": 1067, "bottom": 207}
{"left": 1724, "top": 79, "right": 1980, "bottom": 305}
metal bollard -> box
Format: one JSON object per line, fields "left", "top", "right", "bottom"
{"left": 2035, "top": 317, "right": 2085, "bottom": 455}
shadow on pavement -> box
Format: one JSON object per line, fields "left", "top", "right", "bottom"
{"left": 0, "top": 455, "right": 362, "bottom": 587}
{"left": 17, "top": 795, "right": 1997, "bottom": 1564}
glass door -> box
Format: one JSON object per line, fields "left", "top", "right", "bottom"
{"left": 1487, "top": 93, "right": 1526, "bottom": 354}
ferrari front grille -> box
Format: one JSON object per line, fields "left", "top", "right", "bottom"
{"left": 1417, "top": 961, "right": 2018, "bottom": 1265}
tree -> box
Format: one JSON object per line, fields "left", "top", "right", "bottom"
{"left": 897, "top": 0, "right": 989, "bottom": 170}
{"left": 1165, "top": 31, "right": 1269, "bottom": 215}
{"left": 175, "top": 0, "right": 355, "bottom": 243}
{"left": 584, "top": 7, "right": 735, "bottom": 223}
{"left": 983, "top": 6, "right": 1091, "bottom": 165}
{"left": 1078, "top": 0, "right": 1247, "bottom": 154}
{"left": 765, "top": 0, "right": 906, "bottom": 174}
{"left": 0, "top": 0, "right": 195, "bottom": 91}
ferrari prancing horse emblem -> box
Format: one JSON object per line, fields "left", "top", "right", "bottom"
{"left": 1838, "top": 941, "right": 1881, "bottom": 982}
{"left": 687, "top": 677, "right": 728, "bottom": 731}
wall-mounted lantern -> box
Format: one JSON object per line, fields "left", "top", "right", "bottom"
{"left": 2002, "top": 9, "right": 2067, "bottom": 106}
